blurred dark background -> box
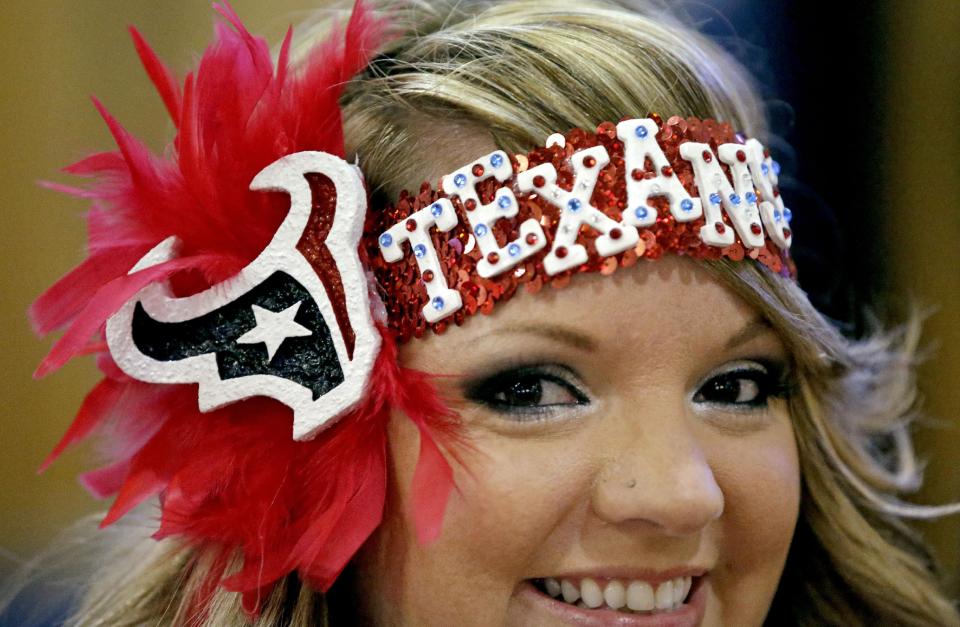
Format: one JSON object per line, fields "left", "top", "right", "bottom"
{"left": 2, "top": 0, "right": 958, "bottom": 603}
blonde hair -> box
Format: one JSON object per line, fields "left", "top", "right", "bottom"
{"left": 37, "top": 0, "right": 960, "bottom": 624}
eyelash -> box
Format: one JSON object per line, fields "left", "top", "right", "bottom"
{"left": 463, "top": 361, "right": 792, "bottom": 422}
{"left": 692, "top": 362, "right": 792, "bottom": 411}
{"left": 463, "top": 364, "right": 590, "bottom": 420}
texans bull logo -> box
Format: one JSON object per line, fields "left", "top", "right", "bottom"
{"left": 105, "top": 152, "right": 381, "bottom": 440}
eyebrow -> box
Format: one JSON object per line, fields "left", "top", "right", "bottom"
{"left": 724, "top": 317, "right": 776, "bottom": 350}
{"left": 489, "top": 323, "right": 598, "bottom": 352}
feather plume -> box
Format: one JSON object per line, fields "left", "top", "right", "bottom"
{"left": 31, "top": 2, "right": 464, "bottom": 615}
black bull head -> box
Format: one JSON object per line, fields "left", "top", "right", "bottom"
{"left": 105, "top": 152, "right": 381, "bottom": 440}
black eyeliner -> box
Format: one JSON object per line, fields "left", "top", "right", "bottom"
{"left": 462, "top": 363, "right": 590, "bottom": 416}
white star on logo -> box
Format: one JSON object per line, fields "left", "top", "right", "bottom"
{"left": 236, "top": 301, "right": 313, "bottom": 362}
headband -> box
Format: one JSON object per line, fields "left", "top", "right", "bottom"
{"left": 31, "top": 1, "right": 794, "bottom": 616}
{"left": 370, "top": 114, "right": 794, "bottom": 341}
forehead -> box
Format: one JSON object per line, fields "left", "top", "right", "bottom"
{"left": 400, "top": 256, "right": 765, "bottom": 368}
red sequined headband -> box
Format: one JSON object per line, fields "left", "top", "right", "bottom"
{"left": 369, "top": 114, "right": 794, "bottom": 341}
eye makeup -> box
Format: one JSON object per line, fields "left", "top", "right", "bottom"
{"left": 462, "top": 363, "right": 591, "bottom": 422}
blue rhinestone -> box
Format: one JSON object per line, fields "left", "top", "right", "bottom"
{"left": 774, "top": 209, "right": 782, "bottom": 222}
{"left": 431, "top": 296, "right": 445, "bottom": 311}
{"left": 453, "top": 173, "right": 467, "bottom": 188}
{"left": 761, "top": 163, "right": 770, "bottom": 176}
{"left": 783, "top": 207, "right": 793, "bottom": 222}
{"left": 709, "top": 193, "right": 721, "bottom": 205}
{"left": 634, "top": 206, "right": 649, "bottom": 220}
{"left": 680, "top": 198, "right": 694, "bottom": 213}
{"left": 475, "top": 224, "right": 488, "bottom": 237}
{"left": 498, "top": 195, "right": 512, "bottom": 209}
{"left": 378, "top": 233, "right": 393, "bottom": 247}
{"left": 772, "top": 160, "right": 781, "bottom": 176}
{"left": 508, "top": 243, "right": 521, "bottom": 257}
{"left": 745, "top": 191, "right": 757, "bottom": 204}
{"left": 430, "top": 203, "right": 443, "bottom": 217}
{"left": 413, "top": 244, "right": 427, "bottom": 258}
{"left": 635, "top": 125, "right": 648, "bottom": 139}
{"left": 567, "top": 198, "right": 582, "bottom": 212}
{"left": 490, "top": 153, "right": 504, "bottom": 168}
{"left": 729, "top": 194, "right": 741, "bottom": 206}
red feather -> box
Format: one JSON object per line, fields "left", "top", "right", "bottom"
{"left": 31, "top": 2, "right": 466, "bottom": 616}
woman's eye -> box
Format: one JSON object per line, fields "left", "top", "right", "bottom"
{"left": 693, "top": 365, "right": 788, "bottom": 409}
{"left": 464, "top": 365, "right": 590, "bottom": 417}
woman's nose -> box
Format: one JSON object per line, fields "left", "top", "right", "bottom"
{"left": 590, "top": 425, "right": 724, "bottom": 536}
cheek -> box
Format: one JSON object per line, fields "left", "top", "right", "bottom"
{"left": 709, "top": 418, "right": 800, "bottom": 621}
{"left": 355, "top": 411, "right": 591, "bottom": 624}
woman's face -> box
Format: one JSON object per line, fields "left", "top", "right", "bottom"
{"left": 354, "top": 256, "right": 800, "bottom": 626}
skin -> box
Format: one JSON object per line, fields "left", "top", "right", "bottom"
{"left": 350, "top": 256, "right": 801, "bottom": 626}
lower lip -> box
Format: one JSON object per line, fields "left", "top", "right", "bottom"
{"left": 517, "top": 576, "right": 708, "bottom": 627}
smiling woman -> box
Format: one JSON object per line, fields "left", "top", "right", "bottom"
{"left": 15, "top": 0, "right": 960, "bottom": 626}
{"left": 353, "top": 259, "right": 800, "bottom": 625}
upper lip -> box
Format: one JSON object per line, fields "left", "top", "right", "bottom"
{"left": 535, "top": 566, "right": 709, "bottom": 586}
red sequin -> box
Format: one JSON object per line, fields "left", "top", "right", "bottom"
{"left": 631, "top": 169, "right": 643, "bottom": 181}
{"left": 365, "top": 116, "right": 797, "bottom": 342}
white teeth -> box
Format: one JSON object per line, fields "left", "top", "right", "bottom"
{"left": 672, "top": 577, "right": 686, "bottom": 605}
{"left": 561, "top": 579, "right": 580, "bottom": 604}
{"left": 545, "top": 577, "right": 561, "bottom": 598}
{"left": 548, "top": 575, "right": 694, "bottom": 614}
{"left": 626, "top": 580, "right": 655, "bottom": 611}
{"left": 603, "top": 580, "right": 626, "bottom": 609}
{"left": 655, "top": 579, "right": 674, "bottom": 610}
{"left": 580, "top": 578, "right": 604, "bottom": 609}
